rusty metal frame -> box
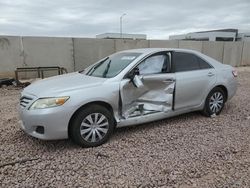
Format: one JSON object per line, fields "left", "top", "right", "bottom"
{"left": 15, "top": 66, "right": 68, "bottom": 85}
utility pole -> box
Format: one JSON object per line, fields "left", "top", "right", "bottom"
{"left": 120, "top": 13, "right": 126, "bottom": 38}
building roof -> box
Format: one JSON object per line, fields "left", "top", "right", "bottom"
{"left": 195, "top": 29, "right": 238, "bottom": 34}
{"left": 96, "top": 33, "right": 147, "bottom": 40}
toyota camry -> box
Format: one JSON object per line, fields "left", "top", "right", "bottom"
{"left": 19, "top": 48, "right": 237, "bottom": 147}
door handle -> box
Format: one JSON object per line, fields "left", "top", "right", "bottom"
{"left": 207, "top": 72, "right": 215, "bottom": 77}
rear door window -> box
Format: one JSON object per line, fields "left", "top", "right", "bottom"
{"left": 173, "top": 52, "right": 200, "bottom": 72}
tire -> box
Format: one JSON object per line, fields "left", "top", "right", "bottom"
{"left": 202, "top": 87, "right": 225, "bottom": 117}
{"left": 69, "top": 104, "right": 115, "bottom": 147}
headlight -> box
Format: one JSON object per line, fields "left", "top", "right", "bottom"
{"left": 29, "top": 97, "right": 69, "bottom": 110}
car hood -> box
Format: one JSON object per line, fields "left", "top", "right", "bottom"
{"left": 23, "top": 72, "right": 107, "bottom": 97}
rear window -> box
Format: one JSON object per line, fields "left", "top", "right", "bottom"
{"left": 198, "top": 57, "right": 212, "bottom": 69}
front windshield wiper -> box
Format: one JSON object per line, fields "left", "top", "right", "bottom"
{"left": 87, "top": 57, "right": 109, "bottom": 75}
{"left": 102, "top": 60, "right": 111, "bottom": 78}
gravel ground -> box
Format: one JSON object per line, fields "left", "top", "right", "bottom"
{"left": 0, "top": 68, "right": 250, "bottom": 187}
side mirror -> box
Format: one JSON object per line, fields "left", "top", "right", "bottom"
{"left": 127, "top": 67, "right": 140, "bottom": 80}
{"left": 133, "top": 75, "right": 143, "bottom": 88}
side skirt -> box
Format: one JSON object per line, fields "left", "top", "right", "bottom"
{"left": 116, "top": 105, "right": 203, "bottom": 128}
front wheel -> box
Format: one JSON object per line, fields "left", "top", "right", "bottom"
{"left": 202, "top": 87, "right": 225, "bottom": 117}
{"left": 69, "top": 104, "right": 115, "bottom": 147}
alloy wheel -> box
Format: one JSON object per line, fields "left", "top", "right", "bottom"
{"left": 209, "top": 92, "right": 224, "bottom": 113}
{"left": 80, "top": 113, "right": 109, "bottom": 143}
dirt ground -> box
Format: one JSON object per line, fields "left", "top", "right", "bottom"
{"left": 0, "top": 68, "right": 250, "bottom": 187}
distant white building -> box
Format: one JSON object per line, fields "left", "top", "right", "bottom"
{"left": 237, "top": 32, "right": 250, "bottom": 41}
{"left": 169, "top": 29, "right": 250, "bottom": 42}
{"left": 96, "top": 33, "right": 147, "bottom": 40}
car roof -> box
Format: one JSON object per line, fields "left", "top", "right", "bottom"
{"left": 119, "top": 48, "right": 200, "bottom": 55}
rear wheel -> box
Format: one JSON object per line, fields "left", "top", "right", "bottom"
{"left": 69, "top": 104, "right": 115, "bottom": 147}
{"left": 202, "top": 87, "right": 225, "bottom": 117}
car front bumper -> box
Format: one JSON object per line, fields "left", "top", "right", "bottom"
{"left": 19, "top": 105, "right": 74, "bottom": 140}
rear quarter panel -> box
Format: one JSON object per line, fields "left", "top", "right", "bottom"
{"left": 215, "top": 65, "right": 237, "bottom": 100}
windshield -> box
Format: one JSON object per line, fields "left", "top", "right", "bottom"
{"left": 86, "top": 52, "right": 141, "bottom": 78}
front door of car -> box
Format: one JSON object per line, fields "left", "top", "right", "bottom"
{"left": 120, "top": 52, "right": 176, "bottom": 119}
{"left": 173, "top": 51, "right": 217, "bottom": 110}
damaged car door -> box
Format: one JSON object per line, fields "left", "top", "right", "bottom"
{"left": 120, "top": 52, "right": 176, "bottom": 119}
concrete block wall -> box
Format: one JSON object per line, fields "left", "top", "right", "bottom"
{"left": 22, "top": 37, "right": 75, "bottom": 72}
{"left": 149, "top": 40, "right": 178, "bottom": 48}
{"left": 202, "top": 41, "right": 224, "bottom": 62}
{"left": 179, "top": 41, "right": 203, "bottom": 52}
{"left": 0, "top": 35, "right": 250, "bottom": 78}
{"left": 241, "top": 42, "right": 250, "bottom": 66}
{"left": 0, "top": 36, "right": 75, "bottom": 78}
{"left": 73, "top": 38, "right": 115, "bottom": 71}
{"left": 0, "top": 37, "right": 22, "bottom": 77}
{"left": 115, "top": 39, "right": 149, "bottom": 52}
{"left": 223, "top": 42, "right": 243, "bottom": 67}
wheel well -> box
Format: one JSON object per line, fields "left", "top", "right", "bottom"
{"left": 215, "top": 85, "right": 228, "bottom": 101}
{"left": 68, "top": 101, "right": 114, "bottom": 137}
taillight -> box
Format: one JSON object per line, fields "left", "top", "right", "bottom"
{"left": 232, "top": 70, "right": 238, "bottom": 77}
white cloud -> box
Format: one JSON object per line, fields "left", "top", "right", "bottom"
{"left": 0, "top": 0, "right": 249, "bottom": 39}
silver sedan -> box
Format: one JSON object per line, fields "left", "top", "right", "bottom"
{"left": 19, "top": 48, "right": 237, "bottom": 147}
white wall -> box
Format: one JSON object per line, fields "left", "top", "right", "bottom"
{"left": 0, "top": 36, "right": 249, "bottom": 78}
